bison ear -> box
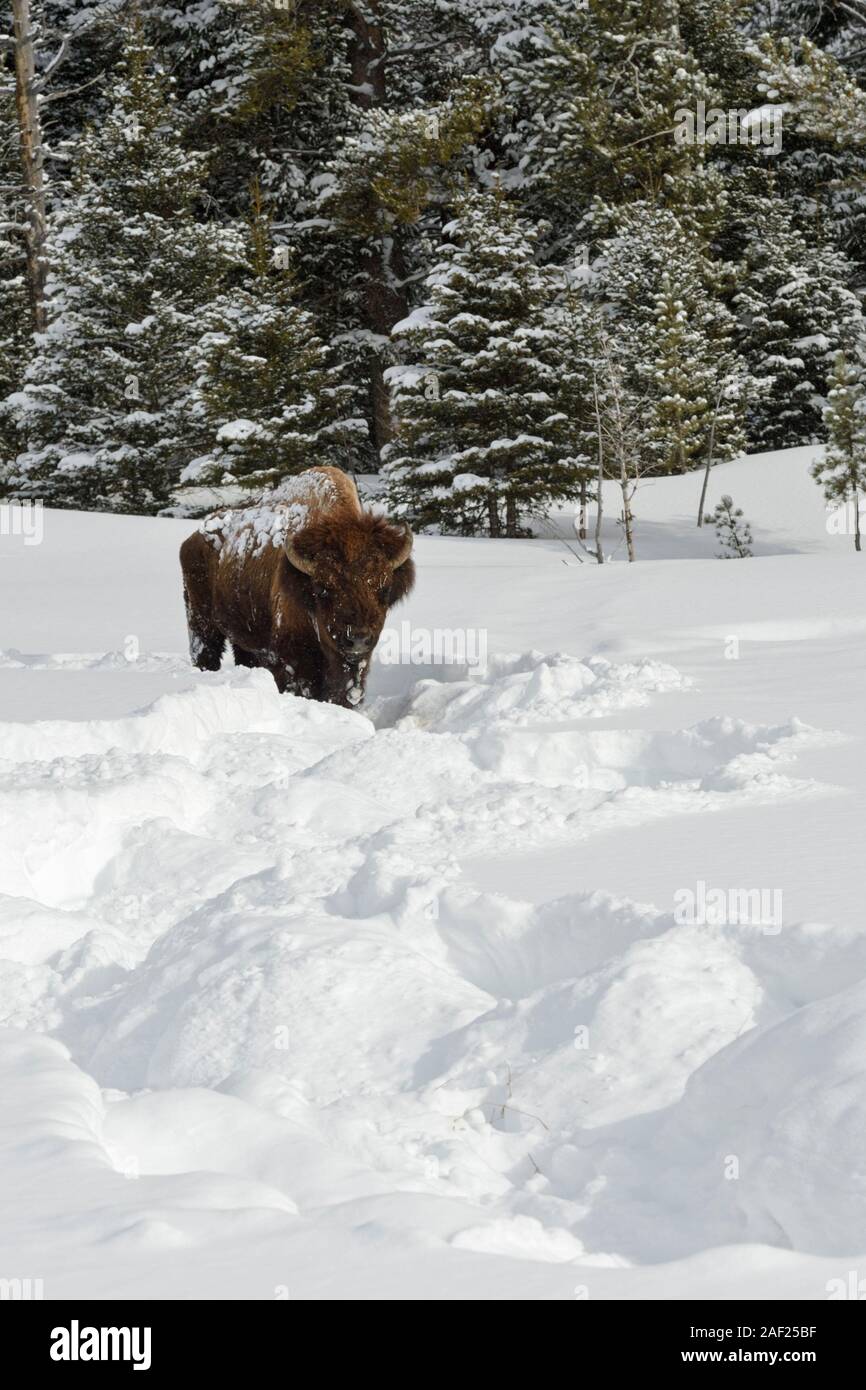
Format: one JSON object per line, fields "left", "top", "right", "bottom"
{"left": 384, "top": 522, "right": 415, "bottom": 606}
{"left": 384, "top": 521, "right": 413, "bottom": 570}
{"left": 285, "top": 531, "right": 317, "bottom": 576}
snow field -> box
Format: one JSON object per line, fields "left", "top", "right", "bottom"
{"left": 1, "top": 638, "right": 861, "bottom": 1294}
{"left": 3, "top": 448, "right": 866, "bottom": 1297}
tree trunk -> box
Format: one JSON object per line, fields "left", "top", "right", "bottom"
{"left": 592, "top": 377, "right": 604, "bottom": 564}
{"left": 362, "top": 239, "right": 409, "bottom": 453}
{"left": 505, "top": 494, "right": 518, "bottom": 538}
{"left": 487, "top": 493, "right": 501, "bottom": 537}
{"left": 697, "top": 384, "right": 723, "bottom": 526}
{"left": 855, "top": 488, "right": 862, "bottom": 553}
{"left": 618, "top": 437, "right": 636, "bottom": 562}
{"left": 621, "top": 474, "right": 636, "bottom": 562}
{"left": 578, "top": 477, "right": 587, "bottom": 540}
{"left": 345, "top": 1, "right": 408, "bottom": 454}
{"left": 12, "top": 0, "right": 48, "bottom": 333}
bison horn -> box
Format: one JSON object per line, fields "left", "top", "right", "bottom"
{"left": 284, "top": 535, "right": 317, "bottom": 575}
{"left": 390, "top": 523, "right": 413, "bottom": 569}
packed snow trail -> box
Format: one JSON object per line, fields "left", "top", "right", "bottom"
{"left": 2, "top": 647, "right": 862, "bottom": 1296}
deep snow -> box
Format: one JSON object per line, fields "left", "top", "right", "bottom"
{"left": 2, "top": 446, "right": 866, "bottom": 1300}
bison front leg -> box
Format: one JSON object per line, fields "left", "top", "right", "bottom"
{"left": 232, "top": 644, "right": 260, "bottom": 669}
{"left": 268, "top": 663, "right": 292, "bottom": 694}
{"left": 262, "top": 658, "right": 308, "bottom": 697}
{"left": 183, "top": 587, "right": 226, "bottom": 672}
{"left": 321, "top": 654, "right": 371, "bottom": 708}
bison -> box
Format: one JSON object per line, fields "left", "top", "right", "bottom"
{"left": 180, "top": 466, "right": 414, "bottom": 707}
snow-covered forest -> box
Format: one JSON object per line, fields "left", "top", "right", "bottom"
{"left": 5, "top": 0, "right": 866, "bottom": 537}
{"left": 6, "top": 0, "right": 866, "bottom": 1316}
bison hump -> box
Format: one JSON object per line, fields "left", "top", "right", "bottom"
{"left": 199, "top": 467, "right": 358, "bottom": 562}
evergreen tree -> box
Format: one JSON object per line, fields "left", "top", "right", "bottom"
{"left": 707, "top": 493, "right": 753, "bottom": 556}
{"left": 499, "top": 0, "right": 733, "bottom": 254}
{"left": 142, "top": 0, "right": 350, "bottom": 223}
{"left": 383, "top": 188, "right": 580, "bottom": 536}
{"left": 8, "top": 25, "right": 244, "bottom": 512}
{"left": 547, "top": 280, "right": 604, "bottom": 540}
{"left": 600, "top": 205, "right": 748, "bottom": 473}
{"left": 646, "top": 275, "right": 745, "bottom": 475}
{"left": 314, "top": 80, "right": 493, "bottom": 455}
{"left": 812, "top": 348, "right": 866, "bottom": 552}
{"left": 0, "top": 91, "right": 30, "bottom": 481}
{"left": 186, "top": 185, "right": 364, "bottom": 493}
{"left": 144, "top": 1, "right": 496, "bottom": 458}
{"left": 733, "top": 198, "right": 862, "bottom": 449}
{"left": 0, "top": 267, "right": 28, "bottom": 484}
{"left": 746, "top": 30, "right": 866, "bottom": 263}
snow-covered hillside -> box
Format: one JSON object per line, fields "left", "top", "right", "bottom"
{"left": 2, "top": 448, "right": 866, "bottom": 1300}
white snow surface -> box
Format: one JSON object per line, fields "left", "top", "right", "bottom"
{"left": 2, "top": 447, "right": 866, "bottom": 1299}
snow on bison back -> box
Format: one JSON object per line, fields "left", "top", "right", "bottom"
{"left": 180, "top": 465, "right": 415, "bottom": 707}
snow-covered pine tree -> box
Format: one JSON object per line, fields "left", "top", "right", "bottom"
{"left": 647, "top": 278, "right": 713, "bottom": 475}
{"left": 499, "top": 0, "right": 730, "bottom": 257}
{"left": 35, "top": 0, "right": 127, "bottom": 135}
{"left": 186, "top": 183, "right": 364, "bottom": 493}
{"left": 0, "top": 90, "right": 30, "bottom": 480}
{"left": 733, "top": 197, "right": 862, "bottom": 449}
{"left": 746, "top": 29, "right": 866, "bottom": 266}
{"left": 708, "top": 493, "right": 753, "bottom": 557}
{"left": 8, "top": 24, "right": 244, "bottom": 513}
{"left": 600, "top": 206, "right": 747, "bottom": 474}
{"left": 647, "top": 275, "right": 747, "bottom": 476}
{"left": 0, "top": 263, "right": 28, "bottom": 483}
{"left": 812, "top": 349, "right": 866, "bottom": 553}
{"left": 315, "top": 80, "right": 492, "bottom": 456}
{"left": 548, "top": 280, "right": 604, "bottom": 543}
{"left": 382, "top": 188, "right": 579, "bottom": 537}
{"left": 142, "top": 0, "right": 349, "bottom": 223}
{"left": 145, "top": 2, "right": 496, "bottom": 460}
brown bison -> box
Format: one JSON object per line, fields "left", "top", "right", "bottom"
{"left": 180, "top": 466, "right": 414, "bottom": 707}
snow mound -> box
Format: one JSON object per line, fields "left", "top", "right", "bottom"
{"left": 373, "top": 650, "right": 689, "bottom": 730}
{"left": 0, "top": 668, "right": 368, "bottom": 764}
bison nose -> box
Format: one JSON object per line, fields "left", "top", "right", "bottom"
{"left": 346, "top": 627, "right": 374, "bottom": 655}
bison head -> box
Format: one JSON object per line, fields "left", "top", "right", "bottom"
{"left": 284, "top": 514, "right": 414, "bottom": 662}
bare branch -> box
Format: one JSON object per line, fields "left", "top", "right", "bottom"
{"left": 34, "top": 30, "right": 72, "bottom": 90}
{"left": 39, "top": 70, "right": 105, "bottom": 105}
{"left": 369, "top": 39, "right": 453, "bottom": 71}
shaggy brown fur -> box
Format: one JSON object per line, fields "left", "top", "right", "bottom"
{"left": 180, "top": 466, "right": 415, "bottom": 706}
